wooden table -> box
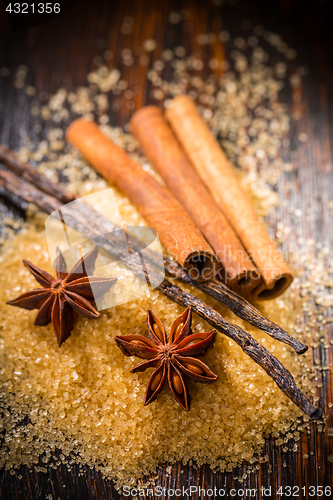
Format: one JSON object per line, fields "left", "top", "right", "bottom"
{"left": 0, "top": 0, "right": 332, "bottom": 498}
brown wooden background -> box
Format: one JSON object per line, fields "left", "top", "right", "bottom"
{"left": 0, "top": 0, "right": 332, "bottom": 498}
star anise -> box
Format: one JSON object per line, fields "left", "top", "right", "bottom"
{"left": 115, "top": 307, "right": 217, "bottom": 410}
{"left": 7, "top": 245, "right": 117, "bottom": 346}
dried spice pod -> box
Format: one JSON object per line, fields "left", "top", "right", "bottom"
{"left": 0, "top": 144, "right": 75, "bottom": 205}
{"left": 166, "top": 95, "right": 294, "bottom": 300}
{"left": 66, "top": 119, "right": 219, "bottom": 281}
{"left": 7, "top": 246, "right": 117, "bottom": 346}
{"left": 131, "top": 106, "right": 260, "bottom": 295}
{"left": 172, "top": 355, "right": 217, "bottom": 382}
{"left": 115, "top": 307, "right": 218, "bottom": 410}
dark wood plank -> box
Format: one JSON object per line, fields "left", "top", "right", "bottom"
{"left": 0, "top": 0, "right": 332, "bottom": 498}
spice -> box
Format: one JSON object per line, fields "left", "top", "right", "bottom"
{"left": 115, "top": 307, "right": 217, "bottom": 410}
{"left": 165, "top": 95, "right": 294, "bottom": 300}
{"left": 0, "top": 151, "right": 307, "bottom": 354}
{"left": 7, "top": 245, "right": 117, "bottom": 346}
{"left": 66, "top": 119, "right": 219, "bottom": 281}
{"left": 0, "top": 164, "right": 317, "bottom": 417}
{"left": 130, "top": 106, "right": 260, "bottom": 295}
{"left": 0, "top": 144, "right": 75, "bottom": 205}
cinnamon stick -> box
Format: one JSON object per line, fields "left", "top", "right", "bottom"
{"left": 165, "top": 95, "right": 294, "bottom": 300}
{"left": 130, "top": 106, "right": 260, "bottom": 296}
{"left": 66, "top": 119, "right": 219, "bottom": 281}
{"left": 0, "top": 168, "right": 320, "bottom": 418}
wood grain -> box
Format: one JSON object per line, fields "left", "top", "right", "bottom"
{"left": 0, "top": 0, "right": 332, "bottom": 498}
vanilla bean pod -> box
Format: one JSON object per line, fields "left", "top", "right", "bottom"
{"left": 165, "top": 262, "right": 307, "bottom": 354}
{"left": 0, "top": 147, "right": 307, "bottom": 354}
{"left": 158, "top": 279, "right": 321, "bottom": 420}
{"left": 0, "top": 168, "right": 320, "bottom": 418}
{"left": 0, "top": 144, "right": 75, "bottom": 205}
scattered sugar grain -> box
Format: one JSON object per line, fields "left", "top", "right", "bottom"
{"left": 25, "top": 86, "right": 36, "bottom": 96}
{"left": 169, "top": 11, "right": 182, "bottom": 24}
{"left": 298, "top": 133, "right": 308, "bottom": 143}
{"left": 0, "top": 67, "right": 10, "bottom": 77}
{"left": 144, "top": 39, "right": 157, "bottom": 52}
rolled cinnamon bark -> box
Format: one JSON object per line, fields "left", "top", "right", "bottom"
{"left": 66, "top": 119, "right": 219, "bottom": 281}
{"left": 165, "top": 95, "right": 293, "bottom": 300}
{"left": 130, "top": 106, "right": 260, "bottom": 295}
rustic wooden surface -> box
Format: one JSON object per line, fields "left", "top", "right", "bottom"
{"left": 0, "top": 0, "right": 332, "bottom": 498}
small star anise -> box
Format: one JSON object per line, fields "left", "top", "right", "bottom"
{"left": 115, "top": 307, "right": 217, "bottom": 410}
{"left": 7, "top": 245, "right": 117, "bottom": 346}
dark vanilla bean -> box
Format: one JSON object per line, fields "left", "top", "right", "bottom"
{"left": 0, "top": 144, "right": 75, "bottom": 205}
